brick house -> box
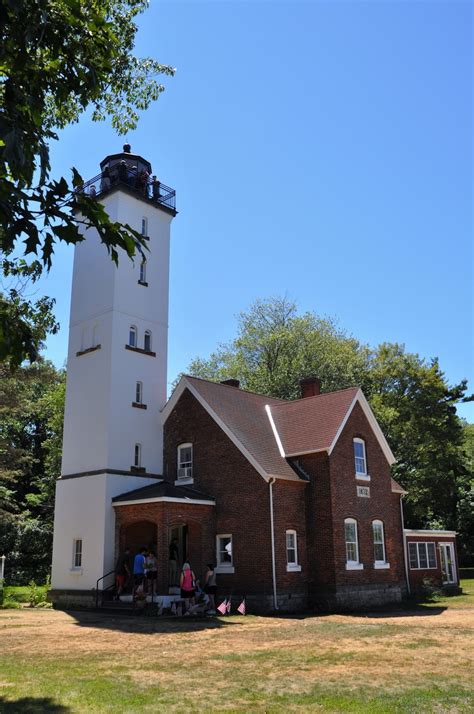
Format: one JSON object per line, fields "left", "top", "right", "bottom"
{"left": 112, "top": 374, "right": 415, "bottom": 611}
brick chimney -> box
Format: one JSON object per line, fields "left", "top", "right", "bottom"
{"left": 300, "top": 377, "right": 321, "bottom": 398}
{"left": 221, "top": 378, "right": 240, "bottom": 388}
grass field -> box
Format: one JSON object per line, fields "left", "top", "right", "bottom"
{"left": 1, "top": 580, "right": 473, "bottom": 713}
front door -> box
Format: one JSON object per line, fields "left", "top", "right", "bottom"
{"left": 439, "top": 543, "right": 456, "bottom": 584}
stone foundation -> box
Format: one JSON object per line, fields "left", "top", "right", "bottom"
{"left": 50, "top": 589, "right": 96, "bottom": 609}
{"left": 310, "top": 582, "right": 407, "bottom": 612}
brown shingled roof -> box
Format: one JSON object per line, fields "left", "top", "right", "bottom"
{"left": 184, "top": 377, "right": 298, "bottom": 480}
{"left": 268, "top": 387, "right": 359, "bottom": 457}
{"left": 162, "top": 376, "right": 397, "bottom": 483}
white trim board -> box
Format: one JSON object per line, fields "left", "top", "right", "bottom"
{"left": 113, "top": 496, "right": 215, "bottom": 507}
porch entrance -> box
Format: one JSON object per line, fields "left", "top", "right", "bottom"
{"left": 439, "top": 543, "right": 456, "bottom": 584}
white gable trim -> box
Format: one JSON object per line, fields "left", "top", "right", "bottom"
{"left": 276, "top": 390, "right": 396, "bottom": 467}
{"left": 327, "top": 390, "right": 396, "bottom": 466}
{"left": 266, "top": 405, "right": 285, "bottom": 458}
{"left": 162, "top": 377, "right": 271, "bottom": 482}
{"left": 113, "top": 496, "right": 215, "bottom": 507}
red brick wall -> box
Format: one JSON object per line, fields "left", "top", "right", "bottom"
{"left": 271, "top": 478, "right": 308, "bottom": 594}
{"left": 115, "top": 501, "right": 215, "bottom": 593}
{"left": 163, "top": 388, "right": 275, "bottom": 597}
{"left": 328, "top": 401, "right": 406, "bottom": 588}
{"left": 405, "top": 534, "right": 459, "bottom": 591}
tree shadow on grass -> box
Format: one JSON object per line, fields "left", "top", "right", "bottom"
{"left": 66, "top": 608, "right": 243, "bottom": 634}
{"left": 315, "top": 603, "right": 448, "bottom": 620}
{"left": 0, "top": 697, "right": 70, "bottom": 713}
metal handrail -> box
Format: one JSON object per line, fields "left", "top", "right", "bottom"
{"left": 95, "top": 569, "right": 116, "bottom": 608}
{"left": 78, "top": 167, "right": 176, "bottom": 212}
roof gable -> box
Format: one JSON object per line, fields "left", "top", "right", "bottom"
{"left": 162, "top": 377, "right": 396, "bottom": 482}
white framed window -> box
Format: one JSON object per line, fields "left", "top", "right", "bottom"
{"left": 135, "top": 381, "right": 143, "bottom": 404}
{"left": 177, "top": 443, "right": 193, "bottom": 482}
{"left": 139, "top": 259, "right": 147, "bottom": 284}
{"left": 353, "top": 438, "right": 369, "bottom": 480}
{"left": 372, "top": 520, "right": 389, "bottom": 568}
{"left": 72, "top": 539, "right": 82, "bottom": 569}
{"left": 134, "top": 443, "right": 142, "bottom": 468}
{"left": 144, "top": 330, "right": 152, "bottom": 352}
{"left": 408, "top": 542, "right": 437, "bottom": 569}
{"left": 286, "top": 530, "right": 301, "bottom": 572}
{"left": 345, "top": 518, "right": 363, "bottom": 570}
{"left": 216, "top": 534, "right": 234, "bottom": 572}
{"left": 129, "top": 325, "right": 137, "bottom": 348}
{"left": 141, "top": 217, "right": 148, "bottom": 236}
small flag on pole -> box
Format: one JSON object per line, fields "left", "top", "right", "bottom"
{"left": 237, "top": 598, "right": 246, "bottom": 615}
{"left": 226, "top": 597, "right": 232, "bottom": 614}
{"left": 217, "top": 599, "right": 227, "bottom": 615}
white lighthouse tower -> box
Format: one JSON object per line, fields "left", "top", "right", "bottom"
{"left": 51, "top": 145, "right": 176, "bottom": 601}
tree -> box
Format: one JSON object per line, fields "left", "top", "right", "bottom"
{"left": 187, "top": 296, "right": 474, "bottom": 562}
{"left": 0, "top": 360, "right": 65, "bottom": 583}
{"left": 1, "top": 0, "right": 175, "bottom": 365}
{"left": 187, "top": 297, "right": 372, "bottom": 399}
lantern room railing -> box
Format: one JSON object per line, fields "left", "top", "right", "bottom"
{"left": 79, "top": 166, "right": 176, "bottom": 213}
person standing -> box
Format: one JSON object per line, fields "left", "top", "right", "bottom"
{"left": 169, "top": 537, "right": 179, "bottom": 587}
{"left": 132, "top": 547, "right": 147, "bottom": 599}
{"left": 203, "top": 564, "right": 217, "bottom": 614}
{"left": 115, "top": 547, "right": 131, "bottom": 599}
{"left": 145, "top": 549, "right": 158, "bottom": 596}
{"left": 180, "top": 561, "right": 196, "bottom": 612}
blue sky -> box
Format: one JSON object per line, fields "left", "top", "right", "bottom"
{"left": 38, "top": 0, "right": 473, "bottom": 419}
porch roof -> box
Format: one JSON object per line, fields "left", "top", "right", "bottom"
{"left": 112, "top": 480, "right": 215, "bottom": 506}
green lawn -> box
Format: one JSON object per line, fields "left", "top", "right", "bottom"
{"left": 0, "top": 580, "right": 473, "bottom": 713}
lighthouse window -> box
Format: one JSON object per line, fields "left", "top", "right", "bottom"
{"left": 141, "top": 217, "right": 148, "bottom": 237}
{"left": 139, "top": 259, "right": 147, "bottom": 284}
{"left": 134, "top": 443, "right": 142, "bottom": 467}
{"left": 73, "top": 539, "right": 82, "bottom": 568}
{"left": 144, "top": 330, "right": 152, "bottom": 352}
{"left": 136, "top": 381, "right": 143, "bottom": 404}
{"left": 129, "top": 326, "right": 137, "bottom": 348}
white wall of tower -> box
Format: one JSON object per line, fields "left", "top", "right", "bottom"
{"left": 52, "top": 170, "right": 174, "bottom": 593}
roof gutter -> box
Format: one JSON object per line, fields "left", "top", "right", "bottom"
{"left": 269, "top": 477, "right": 279, "bottom": 610}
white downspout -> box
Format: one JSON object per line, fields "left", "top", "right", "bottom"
{"left": 269, "top": 477, "right": 279, "bottom": 610}
{"left": 400, "top": 496, "right": 411, "bottom": 596}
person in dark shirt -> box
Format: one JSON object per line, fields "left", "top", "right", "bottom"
{"left": 115, "top": 548, "right": 131, "bottom": 598}
{"left": 169, "top": 538, "right": 180, "bottom": 587}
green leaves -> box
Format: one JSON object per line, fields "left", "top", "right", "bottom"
{"left": 1, "top": 0, "right": 173, "bottom": 366}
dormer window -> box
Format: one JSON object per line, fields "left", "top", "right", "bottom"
{"left": 177, "top": 443, "right": 193, "bottom": 483}
{"left": 353, "top": 438, "right": 369, "bottom": 480}
{"left": 129, "top": 325, "right": 137, "bottom": 348}
{"left": 144, "top": 330, "right": 152, "bottom": 352}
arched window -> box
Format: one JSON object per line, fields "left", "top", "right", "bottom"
{"left": 129, "top": 325, "right": 137, "bottom": 348}
{"left": 344, "top": 518, "right": 363, "bottom": 569}
{"left": 134, "top": 443, "right": 142, "bottom": 468}
{"left": 135, "top": 381, "right": 143, "bottom": 404}
{"left": 144, "top": 330, "right": 152, "bottom": 352}
{"left": 139, "top": 259, "right": 147, "bottom": 284}
{"left": 353, "top": 438, "right": 368, "bottom": 479}
{"left": 372, "top": 520, "right": 389, "bottom": 567}
{"left": 177, "top": 443, "right": 193, "bottom": 481}
{"left": 286, "top": 530, "right": 301, "bottom": 572}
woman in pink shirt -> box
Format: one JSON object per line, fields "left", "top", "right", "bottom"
{"left": 180, "top": 561, "right": 196, "bottom": 611}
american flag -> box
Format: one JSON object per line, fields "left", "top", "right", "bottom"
{"left": 226, "top": 597, "right": 232, "bottom": 614}
{"left": 237, "top": 598, "right": 246, "bottom": 615}
{"left": 217, "top": 599, "right": 227, "bottom": 615}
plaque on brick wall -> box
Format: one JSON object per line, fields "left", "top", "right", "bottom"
{"left": 357, "top": 485, "right": 370, "bottom": 498}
